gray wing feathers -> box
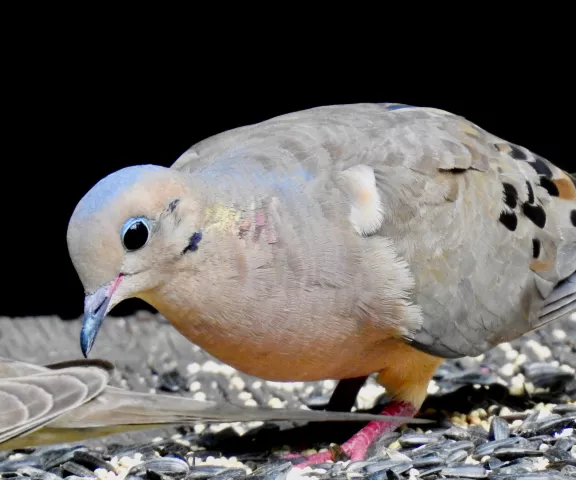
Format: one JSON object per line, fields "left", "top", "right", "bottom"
{"left": 538, "top": 272, "right": 576, "bottom": 324}
{"left": 0, "top": 357, "right": 47, "bottom": 378}
{"left": 53, "top": 385, "right": 403, "bottom": 428}
{"left": 1, "top": 357, "right": 429, "bottom": 449}
{"left": 0, "top": 365, "right": 109, "bottom": 443}
{"left": 173, "top": 104, "right": 492, "bottom": 177}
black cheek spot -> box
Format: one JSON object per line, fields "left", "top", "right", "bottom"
{"left": 531, "top": 155, "right": 553, "bottom": 177}
{"left": 499, "top": 210, "right": 518, "bottom": 231}
{"left": 522, "top": 203, "right": 547, "bottom": 228}
{"left": 539, "top": 177, "right": 560, "bottom": 197}
{"left": 509, "top": 144, "right": 527, "bottom": 160}
{"left": 502, "top": 182, "right": 518, "bottom": 209}
{"left": 532, "top": 238, "right": 541, "bottom": 258}
{"left": 526, "top": 181, "right": 535, "bottom": 204}
{"left": 571, "top": 210, "right": 576, "bottom": 227}
{"left": 168, "top": 199, "right": 180, "bottom": 213}
{"left": 182, "top": 231, "right": 203, "bottom": 254}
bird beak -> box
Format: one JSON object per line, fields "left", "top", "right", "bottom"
{"left": 80, "top": 275, "right": 123, "bottom": 358}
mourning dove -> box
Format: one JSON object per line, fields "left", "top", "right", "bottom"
{"left": 0, "top": 356, "right": 421, "bottom": 451}
{"left": 66, "top": 103, "right": 576, "bottom": 466}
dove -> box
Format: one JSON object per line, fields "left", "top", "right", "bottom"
{"left": 66, "top": 103, "right": 576, "bottom": 466}
{"left": 0, "top": 356, "right": 421, "bottom": 451}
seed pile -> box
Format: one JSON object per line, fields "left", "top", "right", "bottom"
{"left": 1, "top": 314, "right": 575, "bottom": 479}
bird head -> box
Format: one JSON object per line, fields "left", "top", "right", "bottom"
{"left": 67, "top": 164, "right": 206, "bottom": 357}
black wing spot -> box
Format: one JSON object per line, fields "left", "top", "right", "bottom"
{"left": 526, "top": 181, "right": 535, "bottom": 204}
{"left": 499, "top": 210, "right": 518, "bottom": 231}
{"left": 509, "top": 144, "right": 527, "bottom": 160}
{"left": 539, "top": 177, "right": 560, "bottom": 197}
{"left": 502, "top": 182, "right": 518, "bottom": 209}
{"left": 571, "top": 210, "right": 576, "bottom": 227}
{"left": 531, "top": 155, "right": 553, "bottom": 177}
{"left": 522, "top": 203, "right": 547, "bottom": 228}
{"left": 532, "top": 238, "right": 541, "bottom": 258}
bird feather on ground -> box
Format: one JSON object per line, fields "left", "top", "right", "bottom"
{"left": 62, "top": 103, "right": 575, "bottom": 466}
{"left": 0, "top": 356, "right": 422, "bottom": 451}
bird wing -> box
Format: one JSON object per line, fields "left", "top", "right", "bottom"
{"left": 0, "top": 357, "right": 110, "bottom": 444}
{"left": 0, "top": 356, "right": 428, "bottom": 450}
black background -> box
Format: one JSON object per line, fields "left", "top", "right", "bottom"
{"left": 3, "top": 37, "right": 570, "bottom": 320}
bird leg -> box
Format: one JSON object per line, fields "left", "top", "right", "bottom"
{"left": 287, "top": 343, "right": 443, "bottom": 468}
{"left": 284, "top": 400, "right": 417, "bottom": 467}
{"left": 325, "top": 376, "right": 368, "bottom": 412}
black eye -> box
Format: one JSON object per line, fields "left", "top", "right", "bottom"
{"left": 121, "top": 217, "right": 151, "bottom": 251}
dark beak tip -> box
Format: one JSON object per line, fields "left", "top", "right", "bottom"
{"left": 80, "top": 315, "right": 100, "bottom": 359}
{"left": 80, "top": 330, "right": 91, "bottom": 358}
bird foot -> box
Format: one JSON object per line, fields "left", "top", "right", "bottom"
{"left": 285, "top": 400, "right": 416, "bottom": 469}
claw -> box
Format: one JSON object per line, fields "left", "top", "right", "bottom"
{"left": 287, "top": 400, "right": 417, "bottom": 469}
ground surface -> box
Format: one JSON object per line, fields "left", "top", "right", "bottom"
{"left": 1, "top": 313, "right": 576, "bottom": 479}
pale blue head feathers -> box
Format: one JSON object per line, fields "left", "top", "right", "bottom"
{"left": 73, "top": 165, "right": 167, "bottom": 219}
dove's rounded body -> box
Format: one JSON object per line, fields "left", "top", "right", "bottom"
{"left": 67, "top": 103, "right": 576, "bottom": 463}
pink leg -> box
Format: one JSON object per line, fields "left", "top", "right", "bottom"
{"left": 287, "top": 401, "right": 416, "bottom": 468}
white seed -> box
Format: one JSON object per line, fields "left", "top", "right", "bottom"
{"left": 189, "top": 381, "right": 202, "bottom": 392}
{"left": 499, "top": 363, "right": 515, "bottom": 377}
{"left": 505, "top": 349, "right": 519, "bottom": 361}
{"left": 186, "top": 362, "right": 201, "bottom": 374}
{"left": 268, "top": 397, "right": 285, "bottom": 408}
{"left": 193, "top": 391, "right": 207, "bottom": 401}
{"left": 201, "top": 360, "right": 221, "bottom": 373}
{"left": 238, "top": 391, "right": 252, "bottom": 401}
{"left": 514, "top": 353, "right": 528, "bottom": 366}
{"left": 553, "top": 329, "right": 567, "bottom": 340}
{"left": 230, "top": 376, "right": 246, "bottom": 390}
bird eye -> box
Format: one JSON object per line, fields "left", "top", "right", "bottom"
{"left": 121, "top": 217, "right": 151, "bottom": 252}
